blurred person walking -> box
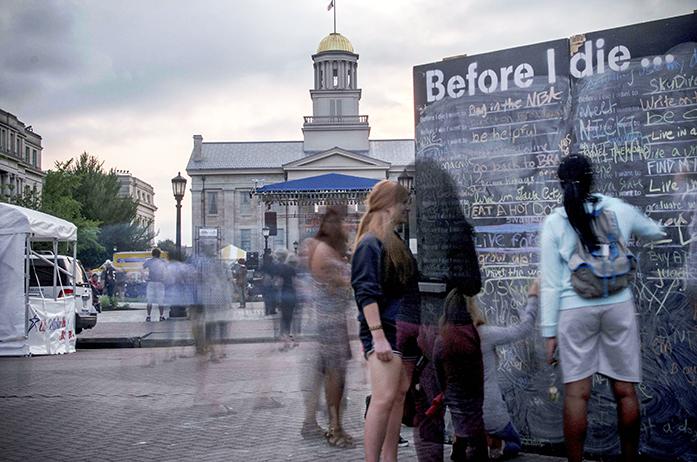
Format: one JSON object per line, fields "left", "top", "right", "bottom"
{"left": 102, "top": 260, "right": 117, "bottom": 307}
{"left": 432, "top": 289, "right": 488, "bottom": 461}
{"left": 301, "top": 207, "right": 354, "bottom": 447}
{"left": 275, "top": 249, "right": 299, "bottom": 351}
{"left": 540, "top": 154, "right": 664, "bottom": 462}
{"left": 191, "top": 243, "right": 233, "bottom": 360}
{"left": 469, "top": 280, "right": 539, "bottom": 460}
{"left": 234, "top": 258, "right": 248, "bottom": 308}
{"left": 89, "top": 273, "right": 102, "bottom": 313}
{"left": 143, "top": 248, "right": 167, "bottom": 322}
{"left": 261, "top": 252, "right": 277, "bottom": 316}
{"left": 351, "top": 179, "right": 418, "bottom": 462}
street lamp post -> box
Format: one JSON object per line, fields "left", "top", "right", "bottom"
{"left": 171, "top": 172, "right": 187, "bottom": 261}
{"left": 170, "top": 172, "right": 187, "bottom": 318}
{"left": 397, "top": 169, "right": 414, "bottom": 243}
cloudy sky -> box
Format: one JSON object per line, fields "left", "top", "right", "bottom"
{"left": 1, "top": 0, "right": 695, "bottom": 245}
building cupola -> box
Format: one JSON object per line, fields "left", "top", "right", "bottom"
{"left": 304, "top": 31, "right": 369, "bottom": 152}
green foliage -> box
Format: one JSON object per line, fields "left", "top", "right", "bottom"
{"left": 31, "top": 152, "right": 156, "bottom": 268}
{"left": 0, "top": 185, "right": 42, "bottom": 209}
{"left": 54, "top": 153, "right": 138, "bottom": 225}
{"left": 156, "top": 239, "right": 177, "bottom": 258}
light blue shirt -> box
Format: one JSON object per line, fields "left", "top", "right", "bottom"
{"left": 539, "top": 194, "right": 665, "bottom": 338}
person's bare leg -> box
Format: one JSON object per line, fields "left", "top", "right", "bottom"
{"left": 325, "top": 367, "right": 352, "bottom": 445}
{"left": 146, "top": 304, "right": 152, "bottom": 318}
{"left": 380, "top": 361, "right": 412, "bottom": 461}
{"left": 610, "top": 380, "right": 640, "bottom": 462}
{"left": 302, "top": 356, "right": 322, "bottom": 428}
{"left": 564, "top": 377, "right": 592, "bottom": 462}
{"left": 365, "top": 355, "right": 402, "bottom": 462}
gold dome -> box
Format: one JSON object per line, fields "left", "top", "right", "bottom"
{"left": 317, "top": 32, "right": 354, "bottom": 53}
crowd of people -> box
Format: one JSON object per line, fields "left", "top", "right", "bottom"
{"left": 91, "top": 152, "right": 674, "bottom": 461}
{"left": 344, "top": 154, "right": 665, "bottom": 462}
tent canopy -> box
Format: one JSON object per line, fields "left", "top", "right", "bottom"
{"left": 254, "top": 173, "right": 380, "bottom": 205}
{"left": 220, "top": 244, "right": 247, "bottom": 261}
{"left": 256, "top": 173, "right": 379, "bottom": 193}
{"left": 0, "top": 203, "right": 77, "bottom": 241}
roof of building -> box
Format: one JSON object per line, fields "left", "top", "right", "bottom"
{"left": 186, "top": 139, "right": 414, "bottom": 171}
{"left": 317, "top": 32, "right": 354, "bottom": 53}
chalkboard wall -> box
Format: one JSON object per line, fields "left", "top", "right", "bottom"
{"left": 413, "top": 13, "right": 697, "bottom": 461}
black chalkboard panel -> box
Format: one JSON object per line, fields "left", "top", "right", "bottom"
{"left": 414, "top": 13, "right": 697, "bottom": 461}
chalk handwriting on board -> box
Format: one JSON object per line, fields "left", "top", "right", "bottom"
{"left": 414, "top": 13, "right": 697, "bottom": 461}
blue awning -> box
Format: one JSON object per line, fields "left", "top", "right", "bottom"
{"left": 256, "top": 173, "right": 379, "bottom": 193}
{"left": 254, "top": 173, "right": 380, "bottom": 205}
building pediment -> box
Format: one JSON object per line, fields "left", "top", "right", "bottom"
{"left": 283, "top": 147, "right": 390, "bottom": 171}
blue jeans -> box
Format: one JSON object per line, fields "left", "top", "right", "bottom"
{"left": 490, "top": 421, "right": 522, "bottom": 456}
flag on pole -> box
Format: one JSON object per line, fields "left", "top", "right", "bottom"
{"left": 327, "top": 0, "right": 334, "bottom": 11}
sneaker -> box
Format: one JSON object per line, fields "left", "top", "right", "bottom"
{"left": 159, "top": 316, "right": 166, "bottom": 321}
{"left": 398, "top": 435, "right": 409, "bottom": 448}
{"left": 145, "top": 316, "right": 151, "bottom": 322}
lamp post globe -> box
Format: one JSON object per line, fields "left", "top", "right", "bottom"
{"left": 397, "top": 169, "right": 413, "bottom": 193}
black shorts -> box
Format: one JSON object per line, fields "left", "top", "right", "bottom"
{"left": 359, "top": 320, "right": 401, "bottom": 360}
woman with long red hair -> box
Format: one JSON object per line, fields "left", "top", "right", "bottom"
{"left": 351, "top": 179, "right": 419, "bottom": 462}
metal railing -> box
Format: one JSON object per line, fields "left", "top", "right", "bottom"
{"left": 303, "top": 115, "right": 369, "bottom": 125}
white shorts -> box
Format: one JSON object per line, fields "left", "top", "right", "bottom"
{"left": 557, "top": 299, "right": 641, "bottom": 384}
{"left": 146, "top": 282, "right": 165, "bottom": 305}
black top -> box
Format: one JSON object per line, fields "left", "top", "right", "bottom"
{"left": 351, "top": 233, "right": 420, "bottom": 325}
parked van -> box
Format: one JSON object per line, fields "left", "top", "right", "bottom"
{"left": 28, "top": 254, "right": 98, "bottom": 334}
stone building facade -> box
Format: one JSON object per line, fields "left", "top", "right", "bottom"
{"left": 0, "top": 108, "right": 44, "bottom": 199}
{"left": 186, "top": 32, "right": 414, "bottom": 255}
{"left": 116, "top": 170, "right": 157, "bottom": 237}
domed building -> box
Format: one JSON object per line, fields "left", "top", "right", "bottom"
{"left": 186, "top": 32, "right": 414, "bottom": 255}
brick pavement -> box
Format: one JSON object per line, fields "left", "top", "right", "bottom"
{"left": 0, "top": 341, "right": 566, "bottom": 462}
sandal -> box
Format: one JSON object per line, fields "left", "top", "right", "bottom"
{"left": 325, "top": 427, "right": 355, "bottom": 448}
{"left": 300, "top": 421, "right": 325, "bottom": 439}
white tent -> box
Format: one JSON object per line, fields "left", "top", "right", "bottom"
{"left": 0, "top": 203, "right": 78, "bottom": 356}
{"left": 220, "top": 244, "right": 247, "bottom": 261}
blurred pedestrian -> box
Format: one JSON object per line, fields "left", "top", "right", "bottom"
{"left": 351, "top": 179, "right": 417, "bottom": 462}
{"left": 275, "top": 248, "right": 298, "bottom": 351}
{"left": 102, "top": 260, "right": 117, "bottom": 307}
{"left": 191, "top": 242, "right": 233, "bottom": 360}
{"left": 540, "top": 154, "right": 665, "bottom": 462}
{"left": 261, "top": 252, "right": 277, "bottom": 316}
{"left": 234, "top": 258, "right": 248, "bottom": 308}
{"left": 473, "top": 279, "right": 539, "bottom": 460}
{"left": 89, "top": 273, "right": 103, "bottom": 313}
{"left": 301, "top": 207, "right": 354, "bottom": 447}
{"left": 432, "top": 289, "right": 487, "bottom": 461}
{"left": 143, "top": 248, "right": 167, "bottom": 322}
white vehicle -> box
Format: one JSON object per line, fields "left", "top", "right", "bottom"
{"left": 28, "top": 254, "right": 98, "bottom": 334}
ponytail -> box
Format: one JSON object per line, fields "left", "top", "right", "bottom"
{"left": 558, "top": 155, "right": 598, "bottom": 253}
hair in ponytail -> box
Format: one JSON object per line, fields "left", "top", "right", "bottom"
{"left": 557, "top": 154, "right": 598, "bottom": 253}
{"left": 353, "top": 179, "right": 414, "bottom": 286}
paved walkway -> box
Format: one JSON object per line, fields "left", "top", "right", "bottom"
{"left": 0, "top": 342, "right": 565, "bottom": 461}
{"left": 78, "top": 302, "right": 327, "bottom": 347}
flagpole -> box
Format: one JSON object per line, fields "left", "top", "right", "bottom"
{"left": 334, "top": 0, "right": 336, "bottom": 33}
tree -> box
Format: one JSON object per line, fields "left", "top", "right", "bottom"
{"left": 156, "top": 239, "right": 177, "bottom": 257}
{"left": 54, "top": 153, "right": 138, "bottom": 225}
{"left": 36, "top": 153, "right": 156, "bottom": 267}
{"left": 41, "top": 169, "right": 104, "bottom": 266}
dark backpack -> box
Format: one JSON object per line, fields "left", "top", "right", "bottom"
{"left": 567, "top": 208, "right": 637, "bottom": 298}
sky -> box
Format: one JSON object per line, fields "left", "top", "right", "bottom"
{"left": 1, "top": 0, "right": 695, "bottom": 246}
